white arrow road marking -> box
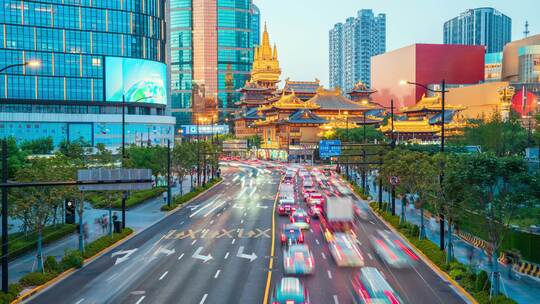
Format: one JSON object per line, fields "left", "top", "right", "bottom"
{"left": 256, "top": 204, "right": 268, "bottom": 209}
{"left": 192, "top": 247, "right": 213, "bottom": 263}
{"left": 237, "top": 246, "right": 257, "bottom": 262}
{"left": 159, "top": 271, "right": 168, "bottom": 280}
{"left": 200, "top": 294, "right": 208, "bottom": 304}
{"left": 111, "top": 249, "right": 138, "bottom": 265}
{"left": 187, "top": 204, "right": 201, "bottom": 211}
{"left": 190, "top": 198, "right": 218, "bottom": 218}
{"left": 204, "top": 200, "right": 227, "bottom": 217}
{"left": 233, "top": 205, "right": 245, "bottom": 209}
{"left": 154, "top": 247, "right": 175, "bottom": 257}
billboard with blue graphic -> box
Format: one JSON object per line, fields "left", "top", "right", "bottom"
{"left": 105, "top": 57, "right": 167, "bottom": 105}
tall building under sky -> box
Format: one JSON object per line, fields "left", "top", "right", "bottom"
{"left": 0, "top": 0, "right": 174, "bottom": 148}
{"left": 169, "top": 0, "right": 260, "bottom": 127}
{"left": 329, "top": 9, "right": 386, "bottom": 92}
{"left": 444, "top": 7, "right": 512, "bottom": 53}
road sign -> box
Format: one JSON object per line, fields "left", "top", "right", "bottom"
{"left": 319, "top": 140, "right": 341, "bottom": 158}
{"left": 389, "top": 176, "right": 400, "bottom": 186}
{"left": 223, "top": 139, "right": 248, "bottom": 152}
{"left": 77, "top": 168, "right": 152, "bottom": 191}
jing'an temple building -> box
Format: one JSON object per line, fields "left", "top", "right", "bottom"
{"left": 233, "top": 26, "right": 385, "bottom": 160}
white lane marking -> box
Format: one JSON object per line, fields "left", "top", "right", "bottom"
{"left": 159, "top": 271, "right": 168, "bottom": 280}
{"left": 224, "top": 252, "right": 230, "bottom": 259}
{"left": 75, "top": 299, "right": 85, "bottom": 304}
{"left": 178, "top": 253, "right": 185, "bottom": 260}
{"left": 189, "top": 198, "right": 218, "bottom": 218}
{"left": 315, "top": 239, "right": 320, "bottom": 245}
{"left": 214, "top": 269, "right": 221, "bottom": 279}
{"left": 191, "top": 240, "right": 197, "bottom": 245}
{"left": 368, "top": 253, "right": 374, "bottom": 260}
{"left": 135, "top": 296, "right": 145, "bottom": 304}
{"left": 321, "top": 252, "right": 326, "bottom": 259}
{"left": 369, "top": 220, "right": 376, "bottom": 225}
{"left": 232, "top": 239, "right": 236, "bottom": 244}
{"left": 180, "top": 221, "right": 185, "bottom": 225}
{"left": 327, "top": 270, "right": 333, "bottom": 279}
{"left": 240, "top": 219, "right": 244, "bottom": 224}
{"left": 204, "top": 200, "right": 227, "bottom": 217}
{"left": 210, "top": 220, "right": 214, "bottom": 225}
{"left": 310, "top": 228, "right": 313, "bottom": 233}
{"left": 333, "top": 295, "right": 339, "bottom": 304}
{"left": 200, "top": 294, "right": 208, "bottom": 304}
{"left": 358, "top": 241, "right": 362, "bottom": 246}
{"left": 217, "top": 213, "right": 221, "bottom": 217}
{"left": 243, "top": 212, "right": 247, "bottom": 217}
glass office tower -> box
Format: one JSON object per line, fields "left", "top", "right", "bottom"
{"left": 444, "top": 7, "right": 512, "bottom": 53}
{"left": 169, "top": 0, "right": 258, "bottom": 127}
{"left": 0, "top": 0, "right": 175, "bottom": 149}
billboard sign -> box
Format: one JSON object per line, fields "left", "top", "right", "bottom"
{"left": 181, "top": 125, "right": 230, "bottom": 136}
{"left": 105, "top": 57, "right": 167, "bottom": 105}
{"left": 223, "top": 139, "right": 248, "bottom": 152}
{"left": 319, "top": 140, "right": 341, "bottom": 158}
{"left": 77, "top": 168, "right": 153, "bottom": 191}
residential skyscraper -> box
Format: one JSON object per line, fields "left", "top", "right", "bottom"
{"left": 169, "top": 0, "right": 259, "bottom": 127}
{"left": 0, "top": 0, "right": 175, "bottom": 149}
{"left": 444, "top": 7, "right": 512, "bottom": 53}
{"left": 329, "top": 9, "right": 386, "bottom": 92}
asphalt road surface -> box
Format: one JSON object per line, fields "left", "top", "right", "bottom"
{"left": 27, "top": 161, "right": 470, "bottom": 304}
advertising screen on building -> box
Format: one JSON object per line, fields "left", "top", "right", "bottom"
{"left": 105, "top": 57, "right": 167, "bottom": 105}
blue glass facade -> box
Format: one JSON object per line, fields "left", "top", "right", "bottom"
{"left": 251, "top": 4, "right": 260, "bottom": 47}
{"left": 0, "top": 0, "right": 175, "bottom": 148}
{"left": 169, "top": 0, "right": 257, "bottom": 126}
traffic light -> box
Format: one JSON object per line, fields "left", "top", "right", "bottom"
{"left": 65, "top": 200, "right": 75, "bottom": 224}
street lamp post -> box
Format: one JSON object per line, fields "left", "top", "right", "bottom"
{"left": 167, "top": 139, "right": 172, "bottom": 208}
{"left": 402, "top": 80, "right": 448, "bottom": 251}
{"left": 1, "top": 61, "right": 40, "bottom": 292}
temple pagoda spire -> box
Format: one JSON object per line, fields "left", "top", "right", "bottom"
{"left": 251, "top": 22, "right": 281, "bottom": 88}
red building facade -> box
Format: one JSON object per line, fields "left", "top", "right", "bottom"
{"left": 371, "top": 44, "right": 485, "bottom": 108}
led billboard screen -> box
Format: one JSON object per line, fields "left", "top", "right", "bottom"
{"left": 105, "top": 57, "right": 167, "bottom": 105}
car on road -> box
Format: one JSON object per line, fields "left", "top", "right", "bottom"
{"left": 283, "top": 244, "right": 315, "bottom": 275}
{"left": 328, "top": 232, "right": 364, "bottom": 267}
{"left": 281, "top": 224, "right": 304, "bottom": 246}
{"left": 302, "top": 188, "right": 317, "bottom": 201}
{"left": 271, "top": 277, "right": 311, "bottom": 304}
{"left": 290, "top": 210, "right": 311, "bottom": 230}
{"left": 351, "top": 267, "right": 403, "bottom": 304}
{"left": 306, "top": 192, "right": 325, "bottom": 205}
{"left": 370, "top": 230, "right": 417, "bottom": 268}
{"left": 278, "top": 199, "right": 297, "bottom": 216}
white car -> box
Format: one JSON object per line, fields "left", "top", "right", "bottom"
{"left": 329, "top": 233, "right": 364, "bottom": 267}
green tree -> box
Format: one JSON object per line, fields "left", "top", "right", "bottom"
{"left": 125, "top": 145, "right": 167, "bottom": 176}
{"left": 172, "top": 142, "right": 197, "bottom": 196}
{"left": 323, "top": 127, "right": 385, "bottom": 143}
{"left": 10, "top": 155, "right": 78, "bottom": 272}
{"left": 58, "top": 140, "right": 87, "bottom": 160}
{"left": 93, "top": 143, "right": 114, "bottom": 166}
{"left": 457, "top": 114, "right": 528, "bottom": 156}
{"left": 459, "top": 153, "right": 528, "bottom": 297}
{"left": 0, "top": 137, "right": 28, "bottom": 179}
{"left": 19, "top": 137, "right": 54, "bottom": 155}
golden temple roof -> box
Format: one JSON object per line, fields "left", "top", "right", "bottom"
{"left": 401, "top": 94, "right": 466, "bottom": 113}
{"left": 379, "top": 118, "right": 466, "bottom": 135}
{"left": 258, "top": 91, "right": 320, "bottom": 111}
{"left": 251, "top": 23, "right": 281, "bottom": 87}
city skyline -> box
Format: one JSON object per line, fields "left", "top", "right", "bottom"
{"left": 256, "top": 0, "right": 540, "bottom": 87}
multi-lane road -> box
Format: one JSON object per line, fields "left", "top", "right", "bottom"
{"left": 28, "top": 161, "right": 471, "bottom": 304}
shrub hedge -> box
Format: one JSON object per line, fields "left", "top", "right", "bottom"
{"left": 83, "top": 228, "right": 133, "bottom": 259}
{"left": 369, "top": 202, "right": 517, "bottom": 304}
{"left": 161, "top": 178, "right": 222, "bottom": 212}
{"left": 0, "top": 284, "right": 22, "bottom": 304}
{"left": 87, "top": 188, "right": 166, "bottom": 209}
{"left": 4, "top": 224, "right": 76, "bottom": 260}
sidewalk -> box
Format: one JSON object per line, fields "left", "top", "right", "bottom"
{"left": 358, "top": 173, "right": 540, "bottom": 304}
{"left": 1, "top": 176, "right": 192, "bottom": 283}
